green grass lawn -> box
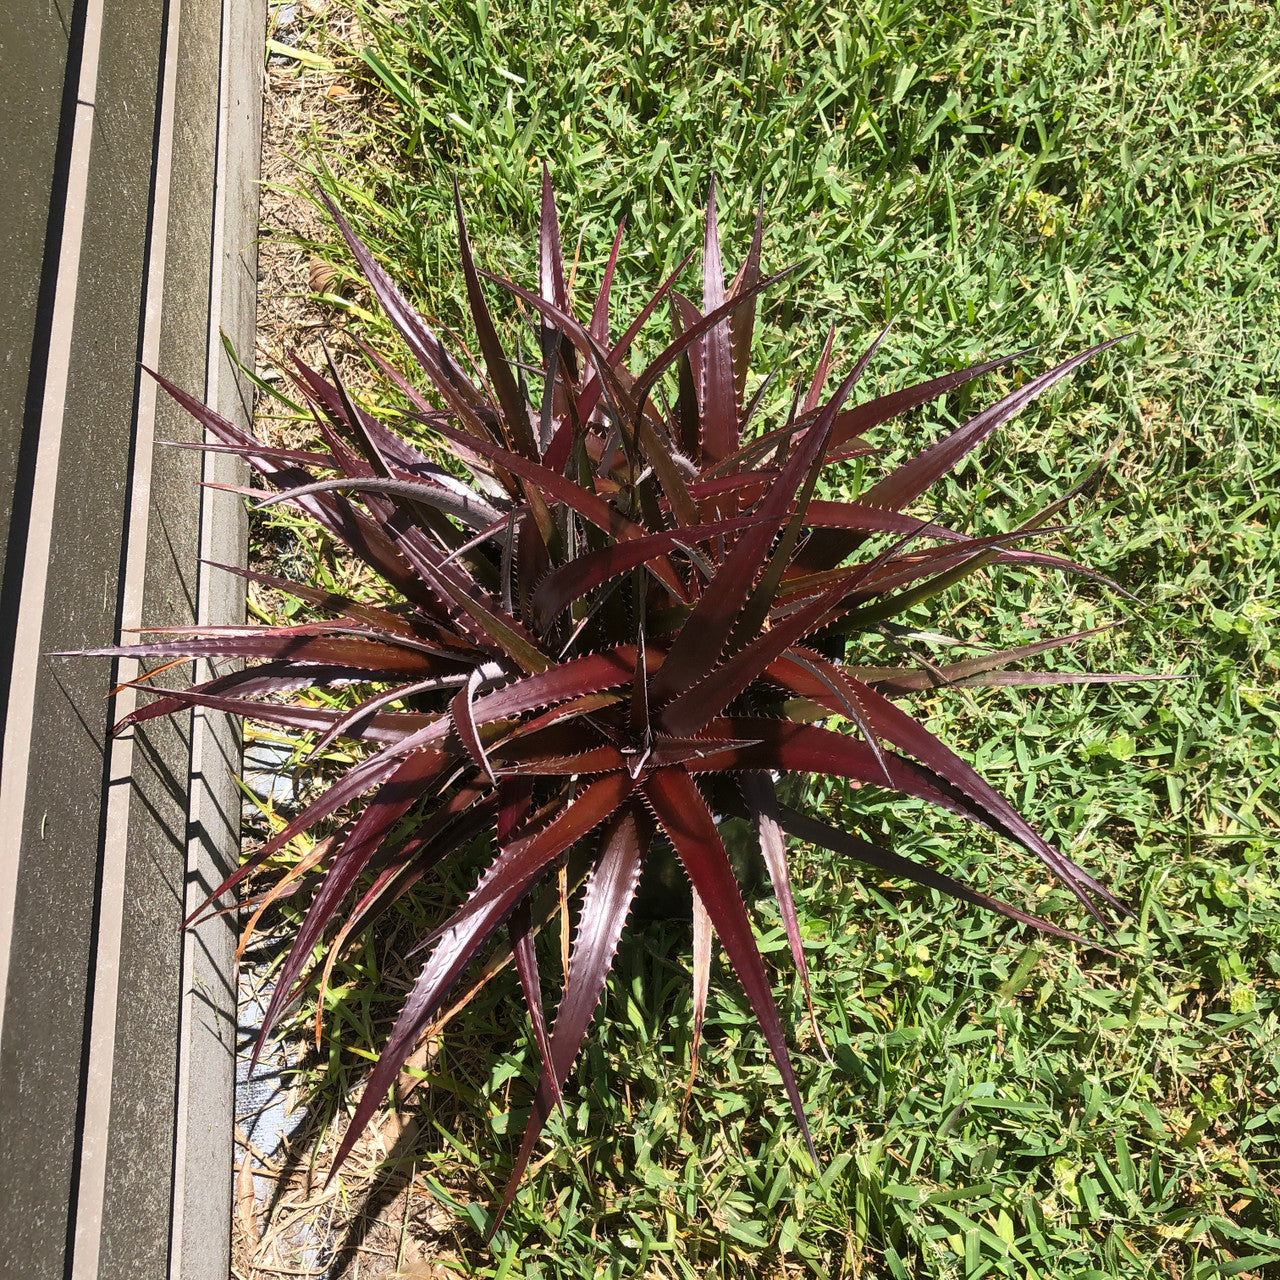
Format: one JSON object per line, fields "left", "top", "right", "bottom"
{"left": 257, "top": 0, "right": 1280, "bottom": 1274}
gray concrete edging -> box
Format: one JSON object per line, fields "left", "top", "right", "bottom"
{"left": 0, "top": 2, "right": 266, "bottom": 1277}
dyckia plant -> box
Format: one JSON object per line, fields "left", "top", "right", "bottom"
{"left": 89, "top": 171, "right": 1145, "bottom": 1227}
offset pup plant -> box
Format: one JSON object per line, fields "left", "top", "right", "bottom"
{"left": 88, "top": 171, "right": 1142, "bottom": 1226}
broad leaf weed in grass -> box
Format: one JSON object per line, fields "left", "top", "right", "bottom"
{"left": 182, "top": 0, "right": 1280, "bottom": 1275}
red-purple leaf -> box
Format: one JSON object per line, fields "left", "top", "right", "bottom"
{"left": 84, "top": 630, "right": 455, "bottom": 677}
{"left": 727, "top": 197, "right": 765, "bottom": 413}
{"left": 332, "top": 785, "right": 497, "bottom": 951}
{"left": 589, "top": 219, "right": 626, "bottom": 346}
{"left": 727, "top": 323, "right": 893, "bottom": 647}
{"left": 114, "top": 661, "right": 377, "bottom": 734}
{"left": 855, "top": 626, "right": 1113, "bottom": 692}
{"left": 452, "top": 667, "right": 496, "bottom": 783}
{"left": 767, "top": 654, "right": 1125, "bottom": 922}
{"left": 509, "top": 898, "right": 559, "bottom": 1113}
{"left": 398, "top": 399, "right": 688, "bottom": 598}
{"left": 776, "top": 804, "right": 1111, "bottom": 951}
{"left": 328, "top": 772, "right": 635, "bottom": 1179}
{"left": 453, "top": 181, "right": 541, "bottom": 461}
{"left": 644, "top": 768, "right": 815, "bottom": 1163}
{"left": 858, "top": 339, "right": 1124, "bottom": 513}
{"left": 200, "top": 560, "right": 443, "bottom": 641}
{"left": 148, "top": 369, "right": 443, "bottom": 610}
{"left": 678, "top": 884, "right": 713, "bottom": 1130}
{"left": 479, "top": 272, "right": 703, "bottom": 529}
{"left": 532, "top": 511, "right": 771, "bottom": 628}
{"left": 315, "top": 189, "right": 498, "bottom": 442}
{"left": 802, "top": 326, "right": 837, "bottom": 416}
{"left": 740, "top": 773, "right": 813, "bottom": 1008}
{"left": 192, "top": 743, "right": 440, "bottom": 928}
{"left": 671, "top": 292, "right": 705, "bottom": 427}
{"left": 489, "top": 803, "right": 649, "bottom": 1231}
{"left": 254, "top": 749, "right": 444, "bottom": 1061}
{"left": 627, "top": 265, "right": 797, "bottom": 449}
{"left": 127, "top": 683, "right": 435, "bottom": 744}
{"left": 160, "top": 436, "right": 335, "bottom": 469}
{"left": 659, "top": 570, "right": 860, "bottom": 736}
{"left": 682, "top": 716, "right": 1012, "bottom": 827}
{"left": 648, "top": 358, "right": 864, "bottom": 705}
{"left": 700, "top": 179, "right": 738, "bottom": 464}
{"left": 306, "top": 672, "right": 479, "bottom": 761}
{"left": 539, "top": 165, "right": 570, "bottom": 320}
{"left": 714, "top": 348, "right": 1029, "bottom": 482}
